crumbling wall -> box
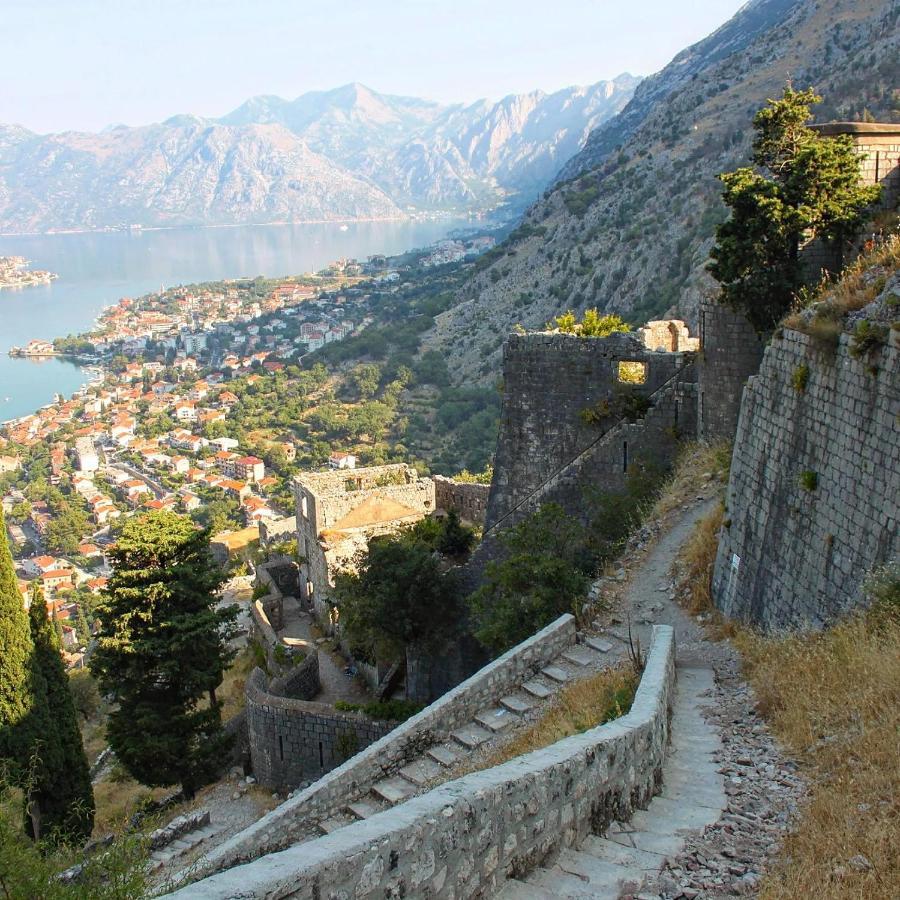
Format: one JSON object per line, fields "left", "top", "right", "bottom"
{"left": 713, "top": 315, "right": 899, "bottom": 630}
{"left": 433, "top": 475, "right": 490, "bottom": 526}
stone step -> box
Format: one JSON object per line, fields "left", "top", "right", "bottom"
{"left": 630, "top": 795, "right": 721, "bottom": 834}
{"left": 317, "top": 815, "right": 353, "bottom": 835}
{"left": 426, "top": 743, "right": 461, "bottom": 767}
{"left": 346, "top": 797, "right": 389, "bottom": 820}
{"left": 495, "top": 878, "right": 558, "bottom": 899}
{"left": 450, "top": 723, "right": 492, "bottom": 750}
{"left": 522, "top": 679, "right": 554, "bottom": 700}
{"left": 474, "top": 706, "right": 515, "bottom": 733}
{"left": 580, "top": 834, "right": 668, "bottom": 872}
{"left": 371, "top": 776, "right": 416, "bottom": 805}
{"left": 560, "top": 645, "right": 599, "bottom": 667}
{"left": 398, "top": 755, "right": 443, "bottom": 787}
{"left": 527, "top": 848, "right": 640, "bottom": 899}
{"left": 541, "top": 664, "right": 570, "bottom": 684}
{"left": 499, "top": 694, "right": 534, "bottom": 714}
{"left": 169, "top": 838, "right": 193, "bottom": 851}
{"left": 604, "top": 821, "right": 684, "bottom": 857}
{"left": 585, "top": 635, "right": 614, "bottom": 654}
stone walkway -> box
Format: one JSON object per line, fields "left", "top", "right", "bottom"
{"left": 498, "top": 666, "right": 725, "bottom": 899}
{"left": 278, "top": 598, "right": 369, "bottom": 706}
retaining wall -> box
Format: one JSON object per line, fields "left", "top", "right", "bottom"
{"left": 246, "top": 666, "right": 392, "bottom": 791}
{"left": 193, "top": 614, "right": 579, "bottom": 874}
{"left": 713, "top": 308, "right": 900, "bottom": 630}
{"left": 433, "top": 475, "right": 490, "bottom": 527}
{"left": 169, "top": 625, "right": 675, "bottom": 899}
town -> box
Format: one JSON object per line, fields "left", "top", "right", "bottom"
{"left": 0, "top": 235, "right": 496, "bottom": 666}
{"left": 0, "top": 254, "right": 58, "bottom": 289}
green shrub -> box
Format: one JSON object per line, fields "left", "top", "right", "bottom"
{"left": 334, "top": 699, "right": 423, "bottom": 721}
{"left": 849, "top": 319, "right": 888, "bottom": 359}
{"left": 792, "top": 363, "right": 810, "bottom": 392}
{"left": 799, "top": 470, "right": 818, "bottom": 491}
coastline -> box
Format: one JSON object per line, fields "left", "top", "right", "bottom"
{"left": 0, "top": 211, "right": 473, "bottom": 239}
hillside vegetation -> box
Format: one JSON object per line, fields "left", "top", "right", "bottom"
{"left": 425, "top": 0, "right": 899, "bottom": 383}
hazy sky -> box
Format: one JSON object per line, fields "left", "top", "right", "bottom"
{"left": 4, "top": 0, "right": 747, "bottom": 133}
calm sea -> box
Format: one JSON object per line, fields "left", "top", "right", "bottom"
{"left": 0, "top": 220, "right": 463, "bottom": 422}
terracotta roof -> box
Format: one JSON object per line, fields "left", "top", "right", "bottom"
{"left": 331, "top": 494, "right": 422, "bottom": 531}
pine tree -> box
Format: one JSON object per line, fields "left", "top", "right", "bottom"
{"left": 26, "top": 584, "right": 94, "bottom": 844}
{"left": 91, "top": 511, "right": 237, "bottom": 798}
{"left": 709, "top": 85, "right": 882, "bottom": 331}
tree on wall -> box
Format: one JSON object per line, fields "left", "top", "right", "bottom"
{"left": 91, "top": 511, "right": 237, "bottom": 799}
{"left": 709, "top": 85, "right": 881, "bottom": 331}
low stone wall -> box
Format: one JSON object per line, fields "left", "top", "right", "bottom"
{"left": 193, "top": 614, "right": 579, "bottom": 875}
{"left": 169, "top": 625, "right": 675, "bottom": 899}
{"left": 433, "top": 475, "right": 490, "bottom": 527}
{"left": 246, "top": 666, "right": 390, "bottom": 792}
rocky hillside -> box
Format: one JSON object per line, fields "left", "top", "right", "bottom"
{"left": 0, "top": 78, "right": 638, "bottom": 233}
{"left": 426, "top": 0, "right": 899, "bottom": 383}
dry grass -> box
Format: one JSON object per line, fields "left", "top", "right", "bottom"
{"left": 649, "top": 441, "right": 731, "bottom": 521}
{"left": 784, "top": 233, "right": 900, "bottom": 339}
{"left": 461, "top": 665, "right": 637, "bottom": 776}
{"left": 734, "top": 585, "right": 900, "bottom": 899}
{"left": 218, "top": 647, "right": 256, "bottom": 723}
{"left": 675, "top": 502, "right": 724, "bottom": 615}
{"left": 92, "top": 777, "right": 170, "bottom": 836}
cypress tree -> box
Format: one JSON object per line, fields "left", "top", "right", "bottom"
{"left": 26, "top": 584, "right": 95, "bottom": 844}
{"left": 91, "top": 511, "right": 237, "bottom": 798}
{"left": 0, "top": 507, "right": 34, "bottom": 770}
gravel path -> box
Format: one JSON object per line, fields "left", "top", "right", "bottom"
{"left": 584, "top": 495, "right": 805, "bottom": 899}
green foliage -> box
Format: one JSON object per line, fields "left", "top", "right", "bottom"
{"left": 579, "top": 385, "right": 651, "bottom": 427}
{"left": 91, "top": 511, "right": 238, "bottom": 798}
{"left": 452, "top": 464, "right": 493, "bottom": 484}
{"left": 25, "top": 586, "right": 94, "bottom": 844}
{"left": 0, "top": 508, "right": 41, "bottom": 792}
{"left": 67, "top": 670, "right": 100, "bottom": 723}
{"left": 799, "top": 470, "right": 818, "bottom": 492}
{"left": 468, "top": 504, "right": 592, "bottom": 654}
{"left": 332, "top": 526, "right": 465, "bottom": 662}
{"left": 792, "top": 363, "right": 810, "bottom": 392}
{"left": 709, "top": 86, "right": 882, "bottom": 331}
{"left": 848, "top": 319, "right": 888, "bottom": 359}
{"left": 553, "top": 309, "right": 631, "bottom": 337}
{"left": 0, "top": 779, "right": 149, "bottom": 899}
{"left": 564, "top": 181, "right": 600, "bottom": 218}
{"left": 333, "top": 699, "right": 423, "bottom": 721}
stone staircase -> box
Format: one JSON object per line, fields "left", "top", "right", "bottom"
{"left": 496, "top": 666, "right": 724, "bottom": 899}
{"left": 149, "top": 820, "right": 224, "bottom": 871}
{"left": 311, "top": 635, "right": 618, "bottom": 838}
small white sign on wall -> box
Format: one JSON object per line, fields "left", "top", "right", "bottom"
{"left": 731, "top": 553, "right": 741, "bottom": 572}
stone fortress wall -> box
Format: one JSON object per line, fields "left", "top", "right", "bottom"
{"left": 169, "top": 625, "right": 675, "bottom": 900}
{"left": 485, "top": 329, "right": 698, "bottom": 535}
{"left": 189, "top": 615, "right": 578, "bottom": 876}
{"left": 433, "top": 475, "right": 490, "bottom": 527}
{"left": 713, "top": 288, "right": 900, "bottom": 630}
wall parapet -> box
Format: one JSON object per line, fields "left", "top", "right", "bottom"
{"left": 169, "top": 625, "right": 676, "bottom": 899}
{"left": 191, "top": 614, "right": 579, "bottom": 875}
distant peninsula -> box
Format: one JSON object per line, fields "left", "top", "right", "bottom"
{"left": 0, "top": 255, "right": 57, "bottom": 289}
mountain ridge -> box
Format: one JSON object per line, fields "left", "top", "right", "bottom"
{"left": 0, "top": 77, "right": 639, "bottom": 233}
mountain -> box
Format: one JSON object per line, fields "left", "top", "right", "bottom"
{"left": 426, "top": 0, "right": 900, "bottom": 382}
{"left": 0, "top": 77, "right": 639, "bottom": 233}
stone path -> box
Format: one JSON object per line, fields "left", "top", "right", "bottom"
{"left": 497, "top": 666, "right": 725, "bottom": 899}
{"left": 310, "top": 631, "right": 614, "bottom": 839}
{"left": 278, "top": 599, "right": 369, "bottom": 706}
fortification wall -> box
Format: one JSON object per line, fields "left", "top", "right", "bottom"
{"left": 713, "top": 319, "right": 899, "bottom": 630}
{"left": 433, "top": 475, "right": 490, "bottom": 526}
{"left": 486, "top": 331, "right": 695, "bottom": 532}
{"left": 697, "top": 301, "right": 766, "bottom": 443}
{"left": 169, "top": 625, "right": 675, "bottom": 900}
{"left": 193, "top": 615, "right": 578, "bottom": 874}
{"left": 246, "top": 664, "right": 391, "bottom": 792}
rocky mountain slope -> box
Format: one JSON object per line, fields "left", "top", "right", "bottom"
{"left": 0, "top": 78, "right": 638, "bottom": 232}
{"left": 426, "top": 0, "right": 899, "bottom": 383}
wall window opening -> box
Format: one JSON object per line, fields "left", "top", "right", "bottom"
{"left": 617, "top": 360, "right": 647, "bottom": 384}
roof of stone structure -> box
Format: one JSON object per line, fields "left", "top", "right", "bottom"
{"left": 331, "top": 494, "right": 423, "bottom": 531}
